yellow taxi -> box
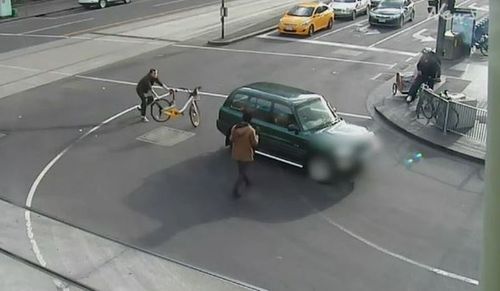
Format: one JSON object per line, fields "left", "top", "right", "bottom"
{"left": 278, "top": 2, "right": 334, "bottom": 36}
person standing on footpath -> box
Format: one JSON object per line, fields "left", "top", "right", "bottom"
{"left": 230, "top": 111, "right": 259, "bottom": 199}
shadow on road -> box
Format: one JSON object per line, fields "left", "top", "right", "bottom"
{"left": 124, "top": 148, "right": 354, "bottom": 248}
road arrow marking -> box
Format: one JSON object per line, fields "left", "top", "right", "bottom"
{"left": 412, "top": 29, "right": 435, "bottom": 42}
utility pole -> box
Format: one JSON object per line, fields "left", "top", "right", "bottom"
{"left": 220, "top": 0, "right": 226, "bottom": 39}
{"left": 480, "top": 0, "right": 500, "bottom": 288}
{"left": 435, "top": 0, "right": 456, "bottom": 57}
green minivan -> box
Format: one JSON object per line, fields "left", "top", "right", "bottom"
{"left": 216, "top": 82, "right": 378, "bottom": 182}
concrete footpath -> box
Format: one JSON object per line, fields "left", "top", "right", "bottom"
{"left": 370, "top": 54, "right": 488, "bottom": 162}
{"left": 0, "top": 0, "right": 299, "bottom": 100}
{"left": 0, "top": 199, "right": 265, "bottom": 291}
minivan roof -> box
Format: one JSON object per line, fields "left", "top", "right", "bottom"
{"left": 238, "top": 82, "right": 321, "bottom": 103}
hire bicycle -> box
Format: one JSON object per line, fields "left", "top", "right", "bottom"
{"left": 149, "top": 86, "right": 202, "bottom": 127}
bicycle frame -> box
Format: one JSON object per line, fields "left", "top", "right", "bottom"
{"left": 151, "top": 86, "right": 201, "bottom": 116}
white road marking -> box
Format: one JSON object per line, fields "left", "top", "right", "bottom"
{"left": 368, "top": 0, "right": 474, "bottom": 47}
{"left": 412, "top": 28, "right": 435, "bottom": 42}
{"left": 0, "top": 32, "right": 164, "bottom": 44}
{"left": 257, "top": 35, "right": 418, "bottom": 57}
{"left": 405, "top": 56, "right": 414, "bottom": 62}
{"left": 20, "top": 18, "right": 94, "bottom": 35}
{"left": 304, "top": 201, "right": 479, "bottom": 286}
{"left": 370, "top": 72, "right": 383, "bottom": 80}
{"left": 337, "top": 112, "right": 372, "bottom": 119}
{"left": 153, "top": 0, "right": 191, "bottom": 7}
{"left": 24, "top": 107, "right": 134, "bottom": 291}
{"left": 174, "top": 44, "right": 398, "bottom": 67}
{"left": 313, "top": 19, "right": 368, "bottom": 40}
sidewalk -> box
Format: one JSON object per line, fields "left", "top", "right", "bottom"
{"left": 0, "top": 199, "right": 265, "bottom": 291}
{"left": 371, "top": 54, "right": 488, "bottom": 162}
{"left": 1, "top": 0, "right": 80, "bottom": 22}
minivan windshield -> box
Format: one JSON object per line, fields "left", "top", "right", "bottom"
{"left": 296, "top": 98, "right": 339, "bottom": 131}
{"left": 287, "top": 6, "right": 315, "bottom": 17}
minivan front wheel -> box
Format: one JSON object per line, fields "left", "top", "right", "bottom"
{"left": 307, "top": 155, "right": 333, "bottom": 183}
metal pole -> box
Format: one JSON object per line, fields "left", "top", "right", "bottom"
{"left": 443, "top": 100, "right": 450, "bottom": 134}
{"left": 480, "top": 0, "right": 500, "bottom": 288}
{"left": 221, "top": 0, "right": 225, "bottom": 39}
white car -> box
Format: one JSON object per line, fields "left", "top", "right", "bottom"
{"left": 326, "top": 0, "right": 369, "bottom": 20}
{"left": 79, "top": 0, "right": 130, "bottom": 9}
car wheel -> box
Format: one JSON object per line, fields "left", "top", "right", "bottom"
{"left": 308, "top": 25, "right": 314, "bottom": 37}
{"left": 307, "top": 155, "right": 333, "bottom": 183}
{"left": 351, "top": 10, "right": 356, "bottom": 20}
{"left": 397, "top": 15, "right": 404, "bottom": 28}
{"left": 327, "top": 18, "right": 333, "bottom": 29}
{"left": 98, "top": 0, "right": 107, "bottom": 8}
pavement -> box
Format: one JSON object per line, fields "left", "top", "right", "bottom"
{"left": 0, "top": 0, "right": 488, "bottom": 290}
{"left": 371, "top": 54, "right": 488, "bottom": 162}
{"left": 0, "top": 198, "right": 266, "bottom": 291}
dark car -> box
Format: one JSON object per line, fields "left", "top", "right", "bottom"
{"left": 216, "top": 82, "right": 378, "bottom": 182}
{"left": 369, "top": 0, "right": 415, "bottom": 28}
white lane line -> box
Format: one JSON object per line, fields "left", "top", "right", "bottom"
{"left": 76, "top": 75, "right": 372, "bottom": 120}
{"left": 20, "top": 18, "right": 94, "bottom": 35}
{"left": 300, "top": 197, "right": 479, "bottom": 286}
{"left": 405, "top": 56, "right": 414, "bottom": 62}
{"left": 257, "top": 35, "right": 418, "bottom": 57}
{"left": 369, "top": 0, "right": 474, "bottom": 48}
{"left": 24, "top": 107, "right": 134, "bottom": 291}
{"left": 153, "top": 0, "right": 190, "bottom": 7}
{"left": 0, "top": 32, "right": 164, "bottom": 44}
{"left": 174, "top": 44, "right": 396, "bottom": 67}
{"left": 313, "top": 19, "right": 368, "bottom": 40}
{"left": 370, "top": 72, "right": 383, "bottom": 81}
{"left": 337, "top": 112, "right": 372, "bottom": 119}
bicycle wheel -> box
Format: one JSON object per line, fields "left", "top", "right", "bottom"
{"left": 421, "top": 98, "right": 435, "bottom": 119}
{"left": 189, "top": 102, "right": 200, "bottom": 127}
{"left": 150, "top": 99, "right": 172, "bottom": 122}
{"left": 480, "top": 42, "right": 488, "bottom": 56}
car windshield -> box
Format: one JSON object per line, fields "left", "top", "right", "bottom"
{"left": 334, "top": 0, "right": 356, "bottom": 3}
{"left": 296, "top": 98, "right": 339, "bottom": 131}
{"left": 378, "top": 0, "right": 403, "bottom": 8}
{"left": 287, "top": 6, "right": 315, "bottom": 17}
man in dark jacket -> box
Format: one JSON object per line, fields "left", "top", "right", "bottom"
{"left": 230, "top": 111, "right": 259, "bottom": 199}
{"left": 136, "top": 68, "right": 169, "bottom": 122}
{"left": 406, "top": 48, "right": 441, "bottom": 103}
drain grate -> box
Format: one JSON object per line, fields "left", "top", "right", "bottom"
{"left": 137, "top": 126, "right": 195, "bottom": 147}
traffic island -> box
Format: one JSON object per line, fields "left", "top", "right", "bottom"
{"left": 369, "top": 58, "right": 487, "bottom": 163}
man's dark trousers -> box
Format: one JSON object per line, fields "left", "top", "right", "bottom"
{"left": 137, "top": 90, "right": 153, "bottom": 117}
{"left": 233, "top": 161, "right": 250, "bottom": 197}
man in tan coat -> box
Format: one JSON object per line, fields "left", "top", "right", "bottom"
{"left": 230, "top": 111, "right": 259, "bottom": 199}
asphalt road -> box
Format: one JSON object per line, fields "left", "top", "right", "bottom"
{"left": 0, "top": 0, "right": 216, "bottom": 53}
{"left": 0, "top": 0, "right": 488, "bottom": 290}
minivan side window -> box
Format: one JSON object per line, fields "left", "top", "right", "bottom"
{"left": 272, "top": 103, "right": 297, "bottom": 128}
{"left": 253, "top": 97, "right": 273, "bottom": 123}
{"left": 230, "top": 93, "right": 250, "bottom": 110}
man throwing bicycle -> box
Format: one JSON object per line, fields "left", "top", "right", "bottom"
{"left": 136, "top": 68, "right": 170, "bottom": 122}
